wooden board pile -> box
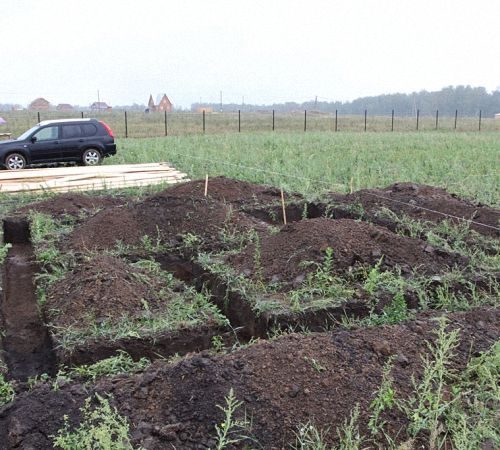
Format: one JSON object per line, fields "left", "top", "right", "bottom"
{"left": 0, "top": 163, "right": 189, "bottom": 193}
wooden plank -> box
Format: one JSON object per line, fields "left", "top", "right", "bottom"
{"left": 0, "top": 163, "right": 178, "bottom": 181}
{"left": 0, "top": 163, "right": 188, "bottom": 193}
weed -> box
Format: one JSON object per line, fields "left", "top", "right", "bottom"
{"left": 0, "top": 243, "right": 12, "bottom": 264}
{"left": 214, "top": 388, "right": 248, "bottom": 450}
{"left": 304, "top": 356, "right": 327, "bottom": 373}
{"left": 368, "top": 358, "right": 396, "bottom": 437}
{"left": 0, "top": 373, "right": 15, "bottom": 406}
{"left": 400, "top": 317, "right": 460, "bottom": 449}
{"left": 52, "top": 393, "right": 142, "bottom": 450}
{"left": 211, "top": 335, "right": 226, "bottom": 354}
{"left": 289, "top": 247, "right": 355, "bottom": 308}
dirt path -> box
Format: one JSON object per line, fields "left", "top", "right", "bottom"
{"left": 1, "top": 243, "right": 56, "bottom": 381}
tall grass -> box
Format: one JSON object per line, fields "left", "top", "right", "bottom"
{"left": 109, "top": 132, "right": 499, "bottom": 206}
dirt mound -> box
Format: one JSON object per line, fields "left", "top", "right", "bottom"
{"left": 1, "top": 308, "right": 498, "bottom": 449}
{"left": 161, "top": 176, "right": 294, "bottom": 206}
{"left": 15, "top": 193, "right": 126, "bottom": 218}
{"left": 329, "top": 182, "right": 500, "bottom": 237}
{"left": 229, "top": 217, "right": 465, "bottom": 283}
{"left": 70, "top": 195, "right": 267, "bottom": 252}
{"left": 45, "top": 255, "right": 169, "bottom": 329}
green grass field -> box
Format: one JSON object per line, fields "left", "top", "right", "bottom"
{"left": 109, "top": 131, "right": 499, "bottom": 207}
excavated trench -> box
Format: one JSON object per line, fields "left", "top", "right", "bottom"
{"left": 1, "top": 218, "right": 56, "bottom": 381}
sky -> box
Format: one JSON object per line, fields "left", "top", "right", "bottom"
{"left": 1, "top": 0, "right": 499, "bottom": 108}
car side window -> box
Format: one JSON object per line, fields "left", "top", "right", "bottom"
{"left": 62, "top": 125, "right": 82, "bottom": 139}
{"left": 81, "top": 124, "right": 97, "bottom": 137}
{"left": 33, "top": 126, "right": 59, "bottom": 141}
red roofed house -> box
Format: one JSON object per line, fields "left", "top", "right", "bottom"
{"left": 56, "top": 103, "right": 74, "bottom": 111}
{"left": 90, "top": 102, "right": 112, "bottom": 111}
{"left": 146, "top": 94, "right": 173, "bottom": 112}
{"left": 29, "top": 98, "right": 50, "bottom": 110}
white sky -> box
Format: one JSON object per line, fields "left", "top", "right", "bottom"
{"left": 1, "top": 0, "right": 499, "bottom": 108}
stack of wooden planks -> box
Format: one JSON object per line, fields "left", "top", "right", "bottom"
{"left": 0, "top": 163, "right": 189, "bottom": 193}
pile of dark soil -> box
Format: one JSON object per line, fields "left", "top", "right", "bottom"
{"left": 45, "top": 255, "right": 170, "bottom": 329}
{"left": 15, "top": 193, "right": 126, "bottom": 218}
{"left": 1, "top": 308, "right": 497, "bottom": 449}
{"left": 326, "top": 182, "right": 500, "bottom": 237}
{"left": 162, "top": 176, "right": 298, "bottom": 207}
{"left": 229, "top": 217, "right": 465, "bottom": 284}
{"left": 70, "top": 195, "right": 267, "bottom": 252}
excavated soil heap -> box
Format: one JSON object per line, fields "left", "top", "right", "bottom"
{"left": 328, "top": 182, "right": 500, "bottom": 237}
{"left": 45, "top": 255, "right": 172, "bottom": 329}
{"left": 0, "top": 308, "right": 497, "bottom": 449}
{"left": 15, "top": 193, "right": 126, "bottom": 217}
{"left": 229, "top": 217, "right": 465, "bottom": 283}
{"left": 70, "top": 194, "right": 267, "bottom": 252}
{"left": 162, "top": 176, "right": 298, "bottom": 206}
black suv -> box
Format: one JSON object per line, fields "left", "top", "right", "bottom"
{"left": 0, "top": 118, "right": 117, "bottom": 170}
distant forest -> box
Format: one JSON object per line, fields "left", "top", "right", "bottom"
{"left": 193, "top": 86, "right": 500, "bottom": 117}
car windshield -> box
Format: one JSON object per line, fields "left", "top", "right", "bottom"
{"left": 17, "top": 125, "right": 40, "bottom": 141}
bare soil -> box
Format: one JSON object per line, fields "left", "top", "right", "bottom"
{"left": 324, "top": 182, "right": 500, "bottom": 237}
{"left": 229, "top": 217, "right": 466, "bottom": 285}
{"left": 15, "top": 193, "right": 127, "bottom": 218}
{"left": 0, "top": 178, "right": 498, "bottom": 449}
{"left": 70, "top": 195, "right": 268, "bottom": 252}
{"left": 0, "top": 309, "right": 497, "bottom": 449}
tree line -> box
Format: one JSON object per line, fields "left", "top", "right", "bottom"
{"left": 193, "top": 86, "right": 500, "bottom": 117}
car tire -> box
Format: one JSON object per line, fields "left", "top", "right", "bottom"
{"left": 82, "top": 148, "right": 102, "bottom": 166}
{"left": 5, "top": 153, "right": 27, "bottom": 170}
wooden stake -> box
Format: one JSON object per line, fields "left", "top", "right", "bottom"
{"left": 204, "top": 174, "right": 209, "bottom": 196}
{"left": 280, "top": 188, "right": 287, "bottom": 225}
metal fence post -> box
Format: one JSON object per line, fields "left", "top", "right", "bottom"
{"left": 272, "top": 109, "right": 275, "bottom": 131}
{"left": 81, "top": 111, "right": 84, "bottom": 119}
{"left": 335, "top": 109, "right": 338, "bottom": 132}
{"left": 124, "top": 111, "right": 128, "bottom": 138}
{"left": 203, "top": 110, "right": 205, "bottom": 134}
{"left": 391, "top": 109, "right": 394, "bottom": 132}
{"left": 304, "top": 110, "right": 307, "bottom": 132}
{"left": 454, "top": 110, "right": 458, "bottom": 130}
{"left": 164, "top": 111, "right": 168, "bottom": 136}
{"left": 416, "top": 109, "right": 420, "bottom": 131}
{"left": 364, "top": 109, "right": 367, "bottom": 131}
{"left": 479, "top": 110, "right": 482, "bottom": 131}
{"left": 238, "top": 110, "right": 241, "bottom": 132}
{"left": 37, "top": 112, "right": 40, "bottom": 123}
{"left": 435, "top": 110, "right": 439, "bottom": 130}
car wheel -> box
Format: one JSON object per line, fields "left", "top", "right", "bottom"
{"left": 5, "top": 153, "right": 27, "bottom": 170}
{"left": 82, "top": 149, "right": 102, "bottom": 166}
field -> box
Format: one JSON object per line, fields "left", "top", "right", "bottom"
{"left": 0, "top": 131, "right": 498, "bottom": 449}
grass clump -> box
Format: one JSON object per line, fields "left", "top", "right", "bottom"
{"left": 59, "top": 351, "right": 150, "bottom": 383}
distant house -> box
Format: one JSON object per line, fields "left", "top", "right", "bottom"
{"left": 90, "top": 102, "right": 112, "bottom": 111}
{"left": 145, "top": 94, "right": 173, "bottom": 113}
{"left": 29, "top": 97, "right": 50, "bottom": 111}
{"left": 195, "top": 106, "right": 213, "bottom": 113}
{"left": 495, "top": 113, "right": 500, "bottom": 120}
{"left": 56, "top": 103, "right": 74, "bottom": 111}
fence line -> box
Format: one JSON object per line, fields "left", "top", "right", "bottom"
{"left": 1, "top": 109, "right": 499, "bottom": 138}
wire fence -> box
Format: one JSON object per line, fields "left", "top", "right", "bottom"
{"left": 1, "top": 109, "right": 500, "bottom": 138}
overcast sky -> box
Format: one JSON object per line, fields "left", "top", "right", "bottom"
{"left": 1, "top": 0, "right": 499, "bottom": 108}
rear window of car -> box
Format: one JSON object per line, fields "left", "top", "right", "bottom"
{"left": 62, "top": 125, "right": 82, "bottom": 139}
{"left": 81, "top": 124, "right": 98, "bottom": 137}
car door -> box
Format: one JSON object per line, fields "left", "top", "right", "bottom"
{"left": 28, "top": 125, "right": 61, "bottom": 162}
{"left": 60, "top": 124, "right": 83, "bottom": 160}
